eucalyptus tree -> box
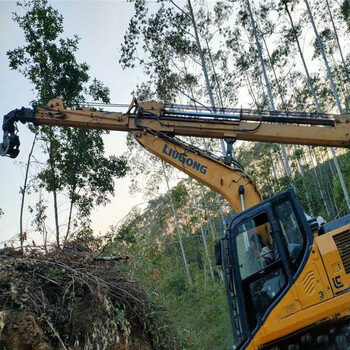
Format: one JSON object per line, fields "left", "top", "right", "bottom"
{"left": 187, "top": 0, "right": 229, "bottom": 158}
{"left": 304, "top": 0, "right": 344, "bottom": 112}
{"left": 252, "top": 0, "right": 349, "bottom": 218}
{"left": 8, "top": 0, "right": 128, "bottom": 248}
{"left": 243, "top": 0, "right": 295, "bottom": 188}
{"left": 303, "top": 0, "right": 350, "bottom": 212}
{"left": 333, "top": 151, "right": 350, "bottom": 213}
{"left": 126, "top": 130, "right": 194, "bottom": 284}
{"left": 276, "top": 0, "right": 339, "bottom": 217}
{"left": 341, "top": 0, "right": 350, "bottom": 30}
{"left": 324, "top": 0, "right": 350, "bottom": 85}
{"left": 121, "top": 0, "right": 238, "bottom": 278}
{"left": 120, "top": 0, "right": 198, "bottom": 102}
{"left": 307, "top": 0, "right": 350, "bottom": 108}
{"left": 162, "top": 162, "right": 192, "bottom": 284}
{"left": 188, "top": 177, "right": 214, "bottom": 280}
{"left": 216, "top": 1, "right": 301, "bottom": 193}
{"left": 19, "top": 131, "right": 38, "bottom": 250}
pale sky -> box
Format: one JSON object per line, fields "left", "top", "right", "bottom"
{"left": 0, "top": 0, "right": 152, "bottom": 245}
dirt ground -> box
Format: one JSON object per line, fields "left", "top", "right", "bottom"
{"left": 0, "top": 310, "right": 52, "bottom": 350}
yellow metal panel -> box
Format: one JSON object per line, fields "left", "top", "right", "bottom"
{"left": 247, "top": 242, "right": 350, "bottom": 349}
{"left": 316, "top": 225, "right": 350, "bottom": 295}
{"left": 250, "top": 292, "right": 350, "bottom": 349}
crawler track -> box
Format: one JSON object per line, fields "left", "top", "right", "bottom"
{"left": 262, "top": 317, "right": 350, "bottom": 350}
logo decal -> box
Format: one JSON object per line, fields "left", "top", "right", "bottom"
{"left": 162, "top": 144, "right": 208, "bottom": 175}
{"left": 332, "top": 275, "right": 344, "bottom": 289}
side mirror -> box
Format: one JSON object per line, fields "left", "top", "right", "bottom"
{"left": 215, "top": 241, "right": 222, "bottom": 266}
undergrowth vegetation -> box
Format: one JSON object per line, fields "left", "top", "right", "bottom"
{"left": 107, "top": 182, "right": 235, "bottom": 349}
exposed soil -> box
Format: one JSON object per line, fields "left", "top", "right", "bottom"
{"left": 0, "top": 310, "right": 52, "bottom": 350}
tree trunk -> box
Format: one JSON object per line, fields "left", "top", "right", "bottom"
{"left": 284, "top": 2, "right": 322, "bottom": 111}
{"left": 285, "top": 1, "right": 350, "bottom": 213}
{"left": 330, "top": 147, "right": 349, "bottom": 214}
{"left": 327, "top": 148, "right": 336, "bottom": 177}
{"left": 19, "top": 132, "right": 37, "bottom": 253}
{"left": 48, "top": 127, "right": 60, "bottom": 249}
{"left": 162, "top": 162, "right": 192, "bottom": 284}
{"left": 313, "top": 148, "right": 337, "bottom": 218}
{"left": 189, "top": 178, "right": 214, "bottom": 280}
{"left": 64, "top": 198, "right": 74, "bottom": 247}
{"left": 268, "top": 149, "right": 279, "bottom": 193}
{"left": 308, "top": 148, "right": 332, "bottom": 217}
{"left": 200, "top": 185, "right": 216, "bottom": 241}
{"left": 246, "top": 0, "right": 294, "bottom": 187}
{"left": 64, "top": 167, "right": 78, "bottom": 246}
{"left": 325, "top": 0, "right": 350, "bottom": 85}
{"left": 187, "top": 0, "right": 226, "bottom": 156}
{"left": 204, "top": 37, "right": 224, "bottom": 108}
{"left": 304, "top": 0, "right": 350, "bottom": 211}
{"left": 304, "top": 0, "right": 344, "bottom": 113}
{"left": 293, "top": 145, "right": 314, "bottom": 216}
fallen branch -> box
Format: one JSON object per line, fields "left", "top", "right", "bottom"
{"left": 46, "top": 319, "right": 68, "bottom": 350}
{"left": 93, "top": 255, "right": 128, "bottom": 261}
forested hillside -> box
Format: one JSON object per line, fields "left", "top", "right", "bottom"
{"left": 1, "top": 0, "right": 350, "bottom": 349}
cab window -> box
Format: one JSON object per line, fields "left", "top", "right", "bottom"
{"left": 274, "top": 200, "right": 304, "bottom": 263}
{"left": 236, "top": 212, "right": 286, "bottom": 330}
{"left": 237, "top": 213, "right": 278, "bottom": 279}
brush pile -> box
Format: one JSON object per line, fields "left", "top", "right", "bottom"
{"left": 0, "top": 242, "right": 178, "bottom": 350}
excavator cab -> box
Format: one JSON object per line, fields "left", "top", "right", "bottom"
{"left": 220, "top": 189, "right": 313, "bottom": 349}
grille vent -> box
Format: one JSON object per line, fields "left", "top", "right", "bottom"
{"left": 302, "top": 271, "right": 316, "bottom": 295}
{"left": 333, "top": 230, "right": 350, "bottom": 274}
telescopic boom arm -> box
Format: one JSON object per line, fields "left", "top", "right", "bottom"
{"left": 2, "top": 98, "right": 350, "bottom": 156}
{"left": 2, "top": 98, "right": 350, "bottom": 211}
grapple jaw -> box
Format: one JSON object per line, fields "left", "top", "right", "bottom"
{"left": 0, "top": 133, "right": 20, "bottom": 158}
{"left": 0, "top": 107, "right": 34, "bottom": 158}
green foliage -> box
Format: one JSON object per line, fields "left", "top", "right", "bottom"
{"left": 120, "top": 0, "right": 195, "bottom": 101}
{"left": 46, "top": 267, "right": 61, "bottom": 282}
{"left": 28, "top": 195, "right": 47, "bottom": 238}
{"left": 120, "top": 0, "right": 239, "bottom": 106}
{"left": 236, "top": 141, "right": 344, "bottom": 221}
{"left": 171, "top": 183, "right": 189, "bottom": 210}
{"left": 107, "top": 179, "right": 234, "bottom": 349}
{"left": 126, "top": 132, "right": 174, "bottom": 198}
{"left": 312, "top": 28, "right": 336, "bottom": 58}
{"left": 40, "top": 128, "right": 128, "bottom": 218}
{"left": 115, "top": 222, "right": 137, "bottom": 245}
{"left": 163, "top": 280, "right": 233, "bottom": 350}
{"left": 334, "top": 151, "right": 350, "bottom": 214}
{"left": 8, "top": 0, "right": 88, "bottom": 106}
{"left": 341, "top": 0, "right": 350, "bottom": 30}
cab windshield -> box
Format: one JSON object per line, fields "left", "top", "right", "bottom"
{"left": 236, "top": 212, "right": 286, "bottom": 330}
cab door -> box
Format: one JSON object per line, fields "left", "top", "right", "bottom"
{"left": 227, "top": 189, "right": 312, "bottom": 345}
{"left": 231, "top": 205, "right": 290, "bottom": 333}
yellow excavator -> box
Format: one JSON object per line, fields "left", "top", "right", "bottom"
{"left": 1, "top": 98, "right": 350, "bottom": 349}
